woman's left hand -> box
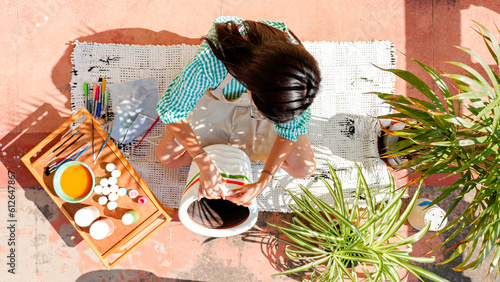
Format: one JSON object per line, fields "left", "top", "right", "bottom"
{"left": 226, "top": 182, "right": 267, "bottom": 207}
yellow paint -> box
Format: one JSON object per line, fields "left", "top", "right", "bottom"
{"left": 60, "top": 164, "right": 92, "bottom": 198}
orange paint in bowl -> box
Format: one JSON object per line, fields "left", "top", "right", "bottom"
{"left": 60, "top": 164, "right": 93, "bottom": 198}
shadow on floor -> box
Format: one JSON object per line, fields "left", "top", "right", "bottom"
{"left": 76, "top": 270, "right": 202, "bottom": 282}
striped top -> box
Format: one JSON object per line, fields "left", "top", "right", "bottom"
{"left": 156, "top": 16, "right": 311, "bottom": 142}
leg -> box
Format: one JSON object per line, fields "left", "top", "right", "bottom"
{"left": 156, "top": 128, "right": 193, "bottom": 168}
{"left": 281, "top": 134, "right": 316, "bottom": 178}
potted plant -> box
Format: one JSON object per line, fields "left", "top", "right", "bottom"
{"left": 269, "top": 163, "right": 447, "bottom": 281}
{"left": 375, "top": 22, "right": 500, "bottom": 274}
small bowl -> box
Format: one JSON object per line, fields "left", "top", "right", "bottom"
{"left": 53, "top": 161, "right": 95, "bottom": 203}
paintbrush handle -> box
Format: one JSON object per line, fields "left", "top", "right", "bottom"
{"left": 94, "top": 133, "right": 111, "bottom": 163}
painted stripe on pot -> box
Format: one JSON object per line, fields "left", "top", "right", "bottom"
{"left": 183, "top": 177, "right": 247, "bottom": 195}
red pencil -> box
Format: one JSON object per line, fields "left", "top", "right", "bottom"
{"left": 136, "top": 117, "right": 160, "bottom": 147}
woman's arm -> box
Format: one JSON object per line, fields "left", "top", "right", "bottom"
{"left": 166, "top": 119, "right": 226, "bottom": 199}
{"left": 226, "top": 135, "right": 294, "bottom": 206}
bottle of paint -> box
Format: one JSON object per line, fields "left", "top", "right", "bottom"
{"left": 122, "top": 211, "right": 139, "bottom": 225}
{"left": 90, "top": 218, "right": 115, "bottom": 240}
{"left": 408, "top": 198, "right": 448, "bottom": 231}
{"left": 138, "top": 196, "right": 147, "bottom": 205}
{"left": 74, "top": 206, "right": 100, "bottom": 227}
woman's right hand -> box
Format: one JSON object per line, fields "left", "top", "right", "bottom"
{"left": 194, "top": 153, "right": 226, "bottom": 200}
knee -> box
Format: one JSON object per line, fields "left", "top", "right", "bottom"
{"left": 288, "top": 159, "right": 316, "bottom": 179}
{"left": 156, "top": 147, "right": 177, "bottom": 168}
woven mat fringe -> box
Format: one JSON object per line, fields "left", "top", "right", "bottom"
{"left": 70, "top": 40, "right": 396, "bottom": 212}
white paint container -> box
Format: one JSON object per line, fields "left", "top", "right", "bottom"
{"left": 98, "top": 196, "right": 108, "bottom": 205}
{"left": 178, "top": 144, "right": 258, "bottom": 237}
{"left": 94, "top": 185, "right": 103, "bottom": 194}
{"left": 74, "top": 206, "right": 100, "bottom": 227}
{"left": 408, "top": 198, "right": 448, "bottom": 231}
{"left": 106, "top": 163, "right": 116, "bottom": 172}
{"left": 99, "top": 178, "right": 109, "bottom": 187}
{"left": 108, "top": 192, "right": 119, "bottom": 202}
{"left": 111, "top": 170, "right": 121, "bottom": 178}
{"left": 117, "top": 188, "right": 127, "bottom": 197}
{"left": 109, "top": 184, "right": 119, "bottom": 193}
{"left": 122, "top": 211, "right": 139, "bottom": 225}
{"left": 90, "top": 218, "right": 115, "bottom": 240}
{"left": 108, "top": 177, "right": 118, "bottom": 186}
{"left": 102, "top": 186, "right": 111, "bottom": 196}
{"left": 107, "top": 201, "right": 118, "bottom": 210}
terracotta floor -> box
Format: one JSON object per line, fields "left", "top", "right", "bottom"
{"left": 1, "top": 0, "right": 500, "bottom": 281}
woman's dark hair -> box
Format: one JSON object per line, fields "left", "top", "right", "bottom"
{"left": 203, "top": 20, "right": 321, "bottom": 124}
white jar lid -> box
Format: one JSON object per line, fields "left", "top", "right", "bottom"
{"left": 117, "top": 188, "right": 127, "bottom": 197}
{"left": 122, "top": 213, "right": 135, "bottom": 225}
{"left": 98, "top": 196, "right": 108, "bottom": 205}
{"left": 129, "top": 189, "right": 139, "bottom": 199}
{"left": 106, "top": 163, "right": 117, "bottom": 172}
{"left": 107, "top": 201, "right": 118, "bottom": 210}
{"left": 100, "top": 178, "right": 109, "bottom": 187}
{"left": 90, "top": 221, "right": 111, "bottom": 240}
{"left": 109, "top": 184, "right": 119, "bottom": 193}
{"left": 108, "top": 177, "right": 118, "bottom": 186}
{"left": 111, "top": 170, "right": 121, "bottom": 178}
{"left": 102, "top": 186, "right": 111, "bottom": 196}
{"left": 94, "top": 185, "right": 103, "bottom": 194}
{"left": 424, "top": 207, "right": 448, "bottom": 231}
{"left": 74, "top": 209, "right": 96, "bottom": 227}
{"left": 108, "top": 192, "right": 119, "bottom": 202}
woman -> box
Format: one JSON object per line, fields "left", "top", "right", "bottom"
{"left": 156, "top": 16, "right": 321, "bottom": 206}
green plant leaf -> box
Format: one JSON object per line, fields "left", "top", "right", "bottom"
{"left": 455, "top": 222, "right": 500, "bottom": 271}
{"left": 273, "top": 255, "right": 330, "bottom": 276}
{"left": 473, "top": 21, "right": 500, "bottom": 66}
{"left": 447, "top": 59, "right": 498, "bottom": 98}
{"left": 377, "top": 67, "right": 446, "bottom": 112}
{"left": 411, "top": 57, "right": 455, "bottom": 114}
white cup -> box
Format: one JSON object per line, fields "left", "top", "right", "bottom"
{"left": 90, "top": 218, "right": 115, "bottom": 240}
{"left": 74, "top": 206, "right": 100, "bottom": 227}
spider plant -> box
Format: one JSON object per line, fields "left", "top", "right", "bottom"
{"left": 269, "top": 163, "right": 447, "bottom": 281}
{"left": 375, "top": 22, "right": 500, "bottom": 274}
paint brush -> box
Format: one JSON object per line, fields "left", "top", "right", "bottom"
{"left": 136, "top": 117, "right": 159, "bottom": 148}
{"left": 94, "top": 130, "right": 111, "bottom": 164}
{"left": 48, "top": 142, "right": 87, "bottom": 168}
{"left": 44, "top": 130, "right": 80, "bottom": 162}
{"left": 49, "top": 145, "right": 90, "bottom": 173}
{"left": 49, "top": 133, "right": 84, "bottom": 164}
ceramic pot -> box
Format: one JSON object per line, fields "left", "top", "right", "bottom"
{"left": 178, "top": 144, "right": 258, "bottom": 237}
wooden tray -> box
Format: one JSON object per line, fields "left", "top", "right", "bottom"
{"left": 22, "top": 108, "right": 172, "bottom": 269}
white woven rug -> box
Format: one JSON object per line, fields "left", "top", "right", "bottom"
{"left": 70, "top": 40, "right": 396, "bottom": 212}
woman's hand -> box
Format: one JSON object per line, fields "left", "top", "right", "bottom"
{"left": 195, "top": 154, "right": 227, "bottom": 200}
{"left": 226, "top": 181, "right": 267, "bottom": 207}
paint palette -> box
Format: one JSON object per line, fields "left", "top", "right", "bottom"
{"left": 53, "top": 161, "right": 95, "bottom": 203}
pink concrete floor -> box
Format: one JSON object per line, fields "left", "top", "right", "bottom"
{"left": 1, "top": 0, "right": 500, "bottom": 281}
